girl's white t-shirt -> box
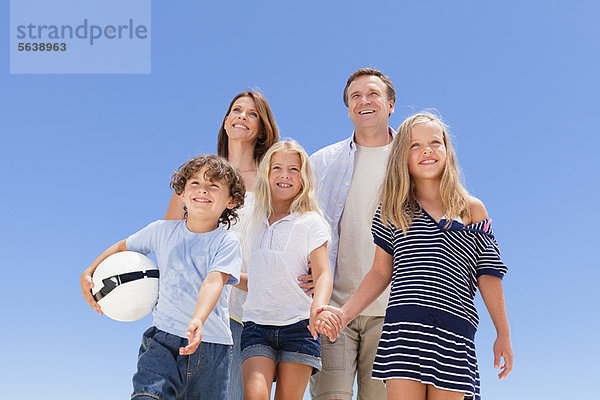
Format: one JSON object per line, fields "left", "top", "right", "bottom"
{"left": 242, "top": 211, "right": 330, "bottom": 325}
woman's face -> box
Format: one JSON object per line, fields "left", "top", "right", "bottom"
{"left": 224, "top": 96, "right": 262, "bottom": 145}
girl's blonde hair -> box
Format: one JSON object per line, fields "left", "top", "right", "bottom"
{"left": 252, "top": 140, "right": 322, "bottom": 223}
{"left": 380, "top": 112, "right": 471, "bottom": 233}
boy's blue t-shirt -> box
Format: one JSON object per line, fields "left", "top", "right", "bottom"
{"left": 126, "top": 220, "right": 241, "bottom": 345}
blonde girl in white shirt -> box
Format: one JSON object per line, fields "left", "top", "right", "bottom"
{"left": 237, "top": 140, "right": 337, "bottom": 400}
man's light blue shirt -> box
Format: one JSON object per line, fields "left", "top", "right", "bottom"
{"left": 126, "top": 220, "right": 241, "bottom": 345}
{"left": 309, "top": 128, "right": 396, "bottom": 277}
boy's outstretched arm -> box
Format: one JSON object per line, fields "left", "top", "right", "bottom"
{"left": 80, "top": 239, "right": 129, "bottom": 315}
{"left": 478, "top": 275, "right": 513, "bottom": 380}
{"left": 179, "top": 270, "right": 230, "bottom": 355}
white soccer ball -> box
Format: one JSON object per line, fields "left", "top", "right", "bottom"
{"left": 92, "top": 251, "right": 159, "bottom": 322}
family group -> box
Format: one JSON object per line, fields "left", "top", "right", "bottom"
{"left": 81, "top": 67, "right": 513, "bottom": 400}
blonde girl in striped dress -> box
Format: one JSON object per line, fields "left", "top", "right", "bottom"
{"left": 316, "top": 112, "right": 513, "bottom": 400}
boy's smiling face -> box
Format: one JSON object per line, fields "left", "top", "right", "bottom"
{"left": 179, "top": 167, "right": 235, "bottom": 224}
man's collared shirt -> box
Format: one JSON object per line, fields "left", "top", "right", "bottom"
{"left": 310, "top": 127, "right": 396, "bottom": 276}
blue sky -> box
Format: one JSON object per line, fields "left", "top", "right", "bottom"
{"left": 2, "top": 1, "right": 599, "bottom": 399}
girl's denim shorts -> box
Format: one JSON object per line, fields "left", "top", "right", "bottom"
{"left": 241, "top": 319, "right": 321, "bottom": 374}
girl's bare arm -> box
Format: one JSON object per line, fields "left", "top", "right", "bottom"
{"left": 478, "top": 275, "right": 513, "bottom": 379}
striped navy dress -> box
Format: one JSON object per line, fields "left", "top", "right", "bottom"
{"left": 371, "top": 204, "right": 507, "bottom": 400}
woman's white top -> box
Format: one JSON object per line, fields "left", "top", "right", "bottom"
{"left": 227, "top": 192, "right": 254, "bottom": 322}
{"left": 242, "top": 211, "right": 330, "bottom": 325}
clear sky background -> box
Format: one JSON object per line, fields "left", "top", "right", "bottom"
{"left": 2, "top": 1, "right": 599, "bottom": 399}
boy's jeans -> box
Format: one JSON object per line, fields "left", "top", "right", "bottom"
{"left": 132, "top": 326, "right": 232, "bottom": 400}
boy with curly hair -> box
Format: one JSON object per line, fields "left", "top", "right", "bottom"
{"left": 81, "top": 154, "right": 246, "bottom": 400}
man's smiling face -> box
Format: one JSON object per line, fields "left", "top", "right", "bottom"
{"left": 347, "top": 75, "right": 395, "bottom": 131}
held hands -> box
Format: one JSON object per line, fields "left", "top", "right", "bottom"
{"left": 180, "top": 318, "right": 203, "bottom": 355}
{"left": 493, "top": 335, "right": 513, "bottom": 379}
{"left": 308, "top": 308, "right": 341, "bottom": 341}
{"left": 312, "top": 305, "right": 349, "bottom": 341}
{"left": 80, "top": 273, "right": 103, "bottom": 315}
